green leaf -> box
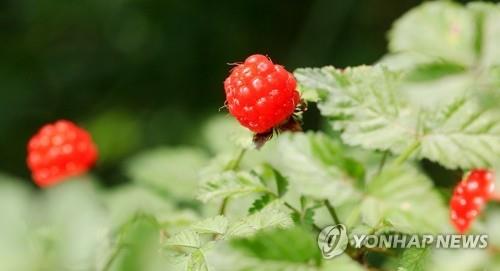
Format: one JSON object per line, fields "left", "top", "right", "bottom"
{"left": 294, "top": 68, "right": 331, "bottom": 103}
{"left": 165, "top": 230, "right": 201, "bottom": 249}
{"left": 427, "top": 249, "right": 490, "bottom": 271}
{"left": 302, "top": 208, "right": 316, "bottom": 230}
{"left": 298, "top": 65, "right": 500, "bottom": 169}
{"left": 404, "top": 62, "right": 466, "bottom": 82}
{"left": 273, "top": 132, "right": 362, "bottom": 204}
{"left": 191, "top": 216, "right": 229, "bottom": 235}
{"left": 420, "top": 97, "right": 500, "bottom": 169}
{"left": 397, "top": 247, "right": 430, "bottom": 271}
{"left": 272, "top": 167, "right": 288, "bottom": 198}
{"left": 201, "top": 115, "right": 254, "bottom": 153}
{"left": 186, "top": 250, "right": 209, "bottom": 271}
{"left": 231, "top": 227, "right": 321, "bottom": 265}
{"left": 111, "top": 214, "right": 165, "bottom": 271}
{"left": 469, "top": 3, "right": 500, "bottom": 68}
{"left": 197, "top": 171, "right": 270, "bottom": 203}
{"left": 126, "top": 147, "right": 209, "bottom": 198}
{"left": 0, "top": 175, "right": 38, "bottom": 271}
{"left": 362, "top": 165, "right": 448, "bottom": 233}
{"left": 248, "top": 194, "right": 272, "bottom": 214}
{"left": 389, "top": 1, "right": 477, "bottom": 66}
{"left": 104, "top": 185, "right": 175, "bottom": 226}
{"left": 257, "top": 164, "right": 289, "bottom": 197}
{"left": 321, "top": 255, "right": 365, "bottom": 271}
{"left": 40, "top": 179, "right": 111, "bottom": 271}
{"left": 302, "top": 66, "right": 416, "bottom": 154}
{"left": 227, "top": 202, "right": 293, "bottom": 237}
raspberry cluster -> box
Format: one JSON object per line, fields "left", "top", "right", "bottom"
{"left": 27, "top": 120, "right": 98, "bottom": 187}
{"left": 450, "top": 169, "right": 495, "bottom": 233}
{"left": 224, "top": 54, "right": 300, "bottom": 133}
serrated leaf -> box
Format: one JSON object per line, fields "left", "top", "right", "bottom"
{"left": 362, "top": 165, "right": 448, "bottom": 233}
{"left": 299, "top": 65, "right": 500, "bottom": 169}
{"left": 273, "top": 131, "right": 363, "bottom": 204}
{"left": 420, "top": 97, "right": 500, "bottom": 169}
{"left": 231, "top": 227, "right": 321, "bottom": 265}
{"left": 197, "top": 171, "right": 270, "bottom": 203}
{"left": 248, "top": 194, "right": 273, "bottom": 214}
{"left": 191, "top": 216, "right": 229, "bottom": 235}
{"left": 397, "top": 247, "right": 430, "bottom": 271}
{"left": 227, "top": 203, "right": 293, "bottom": 237}
{"left": 303, "top": 66, "right": 417, "bottom": 155}
{"left": 273, "top": 168, "right": 288, "bottom": 198}
{"left": 294, "top": 68, "right": 333, "bottom": 102}
{"left": 302, "top": 208, "right": 316, "bottom": 229}
{"left": 389, "top": 1, "right": 477, "bottom": 66}
{"left": 258, "top": 164, "right": 289, "bottom": 197}
{"left": 187, "top": 250, "right": 209, "bottom": 271}
{"left": 165, "top": 230, "right": 201, "bottom": 249}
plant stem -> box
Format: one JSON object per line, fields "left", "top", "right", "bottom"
{"left": 218, "top": 148, "right": 247, "bottom": 216}
{"left": 224, "top": 148, "right": 247, "bottom": 171}
{"left": 376, "top": 151, "right": 389, "bottom": 176}
{"left": 218, "top": 197, "right": 229, "bottom": 216}
{"left": 394, "top": 141, "right": 421, "bottom": 165}
{"left": 102, "top": 245, "right": 123, "bottom": 271}
{"left": 283, "top": 201, "right": 321, "bottom": 232}
{"left": 324, "top": 199, "right": 341, "bottom": 225}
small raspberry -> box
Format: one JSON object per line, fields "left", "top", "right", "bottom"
{"left": 224, "top": 54, "right": 300, "bottom": 133}
{"left": 450, "top": 169, "right": 495, "bottom": 233}
{"left": 27, "top": 120, "right": 98, "bottom": 187}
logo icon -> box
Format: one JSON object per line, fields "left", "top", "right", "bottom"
{"left": 317, "top": 224, "right": 348, "bottom": 259}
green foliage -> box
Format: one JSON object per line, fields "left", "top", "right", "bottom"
{"left": 249, "top": 194, "right": 272, "bottom": 214}
{"left": 225, "top": 202, "right": 294, "bottom": 237}
{"left": 231, "top": 227, "right": 322, "bottom": 265}
{"left": 361, "top": 165, "right": 448, "bottom": 233}
{"left": 389, "top": 1, "right": 477, "bottom": 66}
{"left": 197, "top": 171, "right": 270, "bottom": 203}
{"left": 396, "top": 247, "right": 430, "bottom": 271}
{"left": 295, "top": 64, "right": 500, "bottom": 170}
{"left": 2, "top": 2, "right": 500, "bottom": 271}
{"left": 272, "top": 132, "right": 363, "bottom": 204}
{"left": 126, "top": 147, "right": 209, "bottom": 198}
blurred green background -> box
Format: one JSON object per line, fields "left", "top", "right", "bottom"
{"left": 0, "top": 0, "right": 480, "bottom": 185}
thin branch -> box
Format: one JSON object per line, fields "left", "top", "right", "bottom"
{"left": 324, "top": 199, "right": 341, "bottom": 225}
{"left": 376, "top": 151, "right": 389, "bottom": 176}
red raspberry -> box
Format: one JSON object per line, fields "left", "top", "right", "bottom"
{"left": 27, "top": 120, "right": 98, "bottom": 187}
{"left": 224, "top": 54, "right": 300, "bottom": 133}
{"left": 450, "top": 169, "right": 495, "bottom": 233}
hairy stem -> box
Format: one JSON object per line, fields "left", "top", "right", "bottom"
{"left": 394, "top": 141, "right": 421, "bottom": 165}
{"left": 224, "top": 148, "right": 247, "bottom": 171}
{"left": 324, "top": 199, "right": 341, "bottom": 225}
{"left": 218, "top": 148, "right": 247, "bottom": 217}
{"left": 218, "top": 197, "right": 229, "bottom": 216}
{"left": 102, "top": 244, "right": 123, "bottom": 271}
{"left": 376, "top": 151, "right": 389, "bottom": 176}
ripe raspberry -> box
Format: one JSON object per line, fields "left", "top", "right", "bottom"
{"left": 450, "top": 169, "right": 495, "bottom": 233}
{"left": 224, "top": 54, "right": 300, "bottom": 133}
{"left": 27, "top": 120, "right": 98, "bottom": 187}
